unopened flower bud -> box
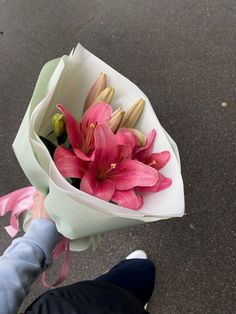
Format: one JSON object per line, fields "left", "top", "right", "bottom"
{"left": 130, "top": 128, "right": 146, "bottom": 146}
{"left": 83, "top": 73, "right": 107, "bottom": 112}
{"left": 110, "top": 108, "right": 125, "bottom": 132}
{"left": 52, "top": 113, "right": 66, "bottom": 137}
{"left": 120, "top": 99, "right": 145, "bottom": 128}
{"left": 93, "top": 86, "right": 115, "bottom": 105}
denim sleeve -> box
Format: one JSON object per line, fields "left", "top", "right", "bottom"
{"left": 0, "top": 219, "right": 60, "bottom": 314}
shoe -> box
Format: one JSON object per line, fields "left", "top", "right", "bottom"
{"left": 126, "top": 250, "right": 149, "bottom": 310}
{"left": 125, "top": 250, "right": 147, "bottom": 260}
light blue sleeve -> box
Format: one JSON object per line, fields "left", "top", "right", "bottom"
{"left": 0, "top": 219, "right": 60, "bottom": 314}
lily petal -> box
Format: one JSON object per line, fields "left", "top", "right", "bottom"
{"left": 145, "top": 151, "right": 171, "bottom": 170}
{"left": 80, "top": 169, "right": 96, "bottom": 195}
{"left": 116, "top": 128, "right": 139, "bottom": 152}
{"left": 113, "top": 159, "right": 158, "bottom": 190}
{"left": 136, "top": 173, "right": 172, "bottom": 192}
{"left": 136, "top": 179, "right": 160, "bottom": 193}
{"left": 157, "top": 173, "right": 172, "bottom": 191}
{"left": 80, "top": 169, "right": 115, "bottom": 201}
{"left": 56, "top": 104, "right": 82, "bottom": 149}
{"left": 111, "top": 189, "right": 143, "bottom": 210}
{"left": 117, "top": 144, "right": 133, "bottom": 162}
{"left": 74, "top": 147, "right": 95, "bottom": 162}
{"left": 55, "top": 156, "right": 87, "bottom": 179}
{"left": 135, "top": 129, "right": 156, "bottom": 160}
{"left": 94, "top": 123, "right": 119, "bottom": 166}
{"left": 54, "top": 146, "right": 75, "bottom": 162}
{"left": 115, "top": 128, "right": 139, "bottom": 160}
{"left": 94, "top": 178, "right": 115, "bottom": 201}
{"left": 81, "top": 103, "right": 112, "bottom": 134}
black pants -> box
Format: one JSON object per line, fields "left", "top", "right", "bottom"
{"left": 24, "top": 258, "right": 155, "bottom": 313}
{"left": 95, "top": 258, "right": 156, "bottom": 305}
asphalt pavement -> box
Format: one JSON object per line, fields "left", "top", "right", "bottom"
{"left": 0, "top": 1, "right": 235, "bottom": 313}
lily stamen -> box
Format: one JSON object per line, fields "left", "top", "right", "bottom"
{"left": 148, "top": 160, "right": 156, "bottom": 167}
{"left": 105, "top": 163, "right": 117, "bottom": 175}
{"left": 83, "top": 123, "right": 96, "bottom": 153}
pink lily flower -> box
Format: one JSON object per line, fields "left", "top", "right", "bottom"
{"left": 134, "top": 129, "right": 172, "bottom": 192}
{"left": 135, "top": 129, "right": 171, "bottom": 170}
{"left": 54, "top": 124, "right": 158, "bottom": 209}
{"left": 79, "top": 124, "right": 159, "bottom": 207}
{"left": 57, "top": 103, "right": 112, "bottom": 161}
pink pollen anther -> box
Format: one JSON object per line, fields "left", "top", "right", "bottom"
{"left": 148, "top": 160, "right": 157, "bottom": 167}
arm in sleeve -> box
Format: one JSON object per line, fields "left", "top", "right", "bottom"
{"left": 0, "top": 219, "right": 60, "bottom": 314}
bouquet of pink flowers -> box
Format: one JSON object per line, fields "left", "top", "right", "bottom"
{"left": 43, "top": 73, "right": 172, "bottom": 210}
{"left": 1, "top": 43, "right": 184, "bottom": 255}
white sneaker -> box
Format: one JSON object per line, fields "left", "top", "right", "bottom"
{"left": 125, "top": 250, "right": 147, "bottom": 260}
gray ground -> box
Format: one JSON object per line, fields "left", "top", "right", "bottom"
{"left": 0, "top": 1, "right": 235, "bottom": 313}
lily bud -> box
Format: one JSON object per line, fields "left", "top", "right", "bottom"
{"left": 83, "top": 73, "right": 107, "bottom": 112}
{"left": 93, "top": 86, "right": 115, "bottom": 105}
{"left": 52, "top": 113, "right": 66, "bottom": 137}
{"left": 130, "top": 128, "right": 146, "bottom": 146}
{"left": 120, "top": 98, "right": 145, "bottom": 128}
{"left": 110, "top": 108, "right": 125, "bottom": 132}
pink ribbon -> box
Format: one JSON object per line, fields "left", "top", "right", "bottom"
{"left": 0, "top": 186, "right": 36, "bottom": 237}
{"left": 0, "top": 186, "right": 70, "bottom": 288}
{"left": 41, "top": 237, "right": 70, "bottom": 288}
